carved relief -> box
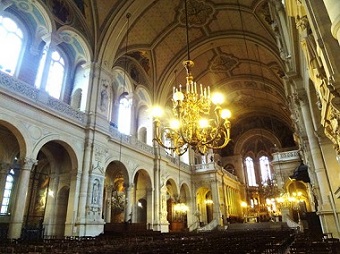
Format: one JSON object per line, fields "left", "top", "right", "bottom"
{"left": 178, "top": 0, "right": 214, "bottom": 27}
{"left": 210, "top": 54, "right": 239, "bottom": 72}
{"left": 324, "top": 107, "right": 340, "bottom": 155}
{"left": 94, "top": 146, "right": 108, "bottom": 163}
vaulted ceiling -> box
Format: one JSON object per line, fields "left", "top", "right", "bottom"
{"left": 101, "top": 0, "right": 294, "bottom": 156}
{"left": 51, "top": 0, "right": 298, "bottom": 156}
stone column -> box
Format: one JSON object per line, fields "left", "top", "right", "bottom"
{"left": 76, "top": 137, "right": 92, "bottom": 235}
{"left": 147, "top": 187, "right": 153, "bottom": 229}
{"left": 159, "top": 185, "right": 169, "bottom": 232}
{"left": 104, "top": 185, "right": 112, "bottom": 223}
{"left": 153, "top": 160, "right": 160, "bottom": 230}
{"left": 323, "top": 0, "right": 340, "bottom": 44}
{"left": 8, "top": 158, "right": 37, "bottom": 239}
{"left": 64, "top": 170, "right": 80, "bottom": 236}
{"left": 210, "top": 177, "right": 222, "bottom": 225}
{"left": 43, "top": 173, "right": 59, "bottom": 236}
{"left": 298, "top": 92, "right": 338, "bottom": 235}
{"left": 124, "top": 184, "right": 134, "bottom": 222}
{"left": 299, "top": 96, "right": 330, "bottom": 208}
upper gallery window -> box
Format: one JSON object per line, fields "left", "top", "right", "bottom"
{"left": 245, "top": 156, "right": 257, "bottom": 186}
{"left": 118, "top": 95, "right": 132, "bottom": 135}
{"left": 35, "top": 48, "right": 66, "bottom": 99}
{"left": 259, "top": 155, "right": 272, "bottom": 183}
{"left": 0, "top": 16, "right": 23, "bottom": 76}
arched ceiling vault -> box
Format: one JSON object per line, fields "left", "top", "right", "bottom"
{"left": 95, "top": 0, "right": 296, "bottom": 155}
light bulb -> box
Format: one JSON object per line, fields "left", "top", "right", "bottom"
{"left": 221, "top": 109, "right": 231, "bottom": 119}
{"left": 152, "top": 106, "right": 163, "bottom": 118}
{"left": 173, "top": 91, "right": 184, "bottom": 101}
{"left": 170, "top": 119, "right": 180, "bottom": 129}
{"left": 199, "top": 118, "right": 209, "bottom": 128}
{"left": 211, "top": 93, "right": 224, "bottom": 105}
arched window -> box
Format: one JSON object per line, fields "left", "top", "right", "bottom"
{"left": 118, "top": 95, "right": 132, "bottom": 135}
{"left": 259, "top": 155, "right": 272, "bottom": 183}
{"left": 0, "top": 15, "right": 24, "bottom": 76}
{"left": 245, "top": 156, "right": 257, "bottom": 186}
{"left": 35, "top": 48, "right": 66, "bottom": 99}
{"left": 0, "top": 169, "right": 15, "bottom": 214}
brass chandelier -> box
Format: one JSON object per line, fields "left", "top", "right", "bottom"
{"left": 153, "top": 0, "right": 231, "bottom": 155}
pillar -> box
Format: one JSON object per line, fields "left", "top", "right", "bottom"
{"left": 43, "top": 173, "right": 59, "bottom": 236}
{"left": 323, "top": 0, "right": 340, "bottom": 44}
{"left": 153, "top": 158, "right": 160, "bottom": 230}
{"left": 104, "top": 185, "right": 112, "bottom": 223}
{"left": 124, "top": 184, "right": 134, "bottom": 222}
{"left": 64, "top": 170, "right": 81, "bottom": 236}
{"left": 76, "top": 137, "right": 92, "bottom": 235}
{"left": 210, "top": 177, "right": 222, "bottom": 225}
{"left": 298, "top": 92, "right": 338, "bottom": 236}
{"left": 8, "top": 158, "right": 37, "bottom": 239}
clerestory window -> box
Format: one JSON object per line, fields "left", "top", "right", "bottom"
{"left": 259, "top": 155, "right": 272, "bottom": 184}
{"left": 245, "top": 156, "right": 257, "bottom": 186}
{"left": 35, "top": 48, "right": 66, "bottom": 99}
{"left": 0, "top": 15, "right": 24, "bottom": 76}
{"left": 118, "top": 95, "right": 132, "bottom": 135}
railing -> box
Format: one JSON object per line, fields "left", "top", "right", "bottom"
{"left": 108, "top": 126, "right": 154, "bottom": 156}
{"left": 0, "top": 71, "right": 86, "bottom": 124}
{"left": 195, "top": 162, "right": 216, "bottom": 171}
{"left": 223, "top": 169, "right": 238, "bottom": 181}
{"left": 272, "top": 150, "right": 300, "bottom": 162}
{"left": 197, "top": 218, "right": 219, "bottom": 232}
{"left": 194, "top": 162, "right": 238, "bottom": 181}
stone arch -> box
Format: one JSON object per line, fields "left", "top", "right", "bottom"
{"left": 30, "top": 140, "right": 77, "bottom": 237}
{"left": 103, "top": 160, "right": 130, "bottom": 223}
{"left": 133, "top": 169, "right": 152, "bottom": 226}
{"left": 31, "top": 136, "right": 79, "bottom": 172}
{"left": 196, "top": 186, "right": 213, "bottom": 225}
{"left": 234, "top": 128, "right": 282, "bottom": 155}
{"left": 0, "top": 120, "right": 27, "bottom": 163}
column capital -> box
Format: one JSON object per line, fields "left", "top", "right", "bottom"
{"left": 21, "top": 157, "right": 38, "bottom": 170}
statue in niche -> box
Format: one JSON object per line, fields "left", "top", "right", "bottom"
{"left": 100, "top": 80, "right": 109, "bottom": 112}
{"left": 92, "top": 179, "right": 100, "bottom": 204}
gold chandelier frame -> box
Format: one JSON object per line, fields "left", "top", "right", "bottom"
{"left": 153, "top": 0, "right": 231, "bottom": 155}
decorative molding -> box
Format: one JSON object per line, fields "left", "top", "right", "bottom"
{"left": 109, "top": 126, "right": 154, "bottom": 155}
{"left": 178, "top": 0, "right": 214, "bottom": 27}
{"left": 0, "top": 71, "right": 86, "bottom": 123}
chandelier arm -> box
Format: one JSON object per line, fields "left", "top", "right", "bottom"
{"left": 179, "top": 126, "right": 191, "bottom": 147}
{"left": 152, "top": 135, "right": 189, "bottom": 154}
{"left": 200, "top": 119, "right": 225, "bottom": 146}
{"left": 205, "top": 132, "right": 231, "bottom": 149}
{"left": 176, "top": 102, "right": 192, "bottom": 147}
{"left": 153, "top": 120, "right": 189, "bottom": 152}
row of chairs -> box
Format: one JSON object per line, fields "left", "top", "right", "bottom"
{"left": 3, "top": 229, "right": 295, "bottom": 253}
{"left": 288, "top": 233, "right": 340, "bottom": 254}
{"left": 3, "top": 228, "right": 339, "bottom": 253}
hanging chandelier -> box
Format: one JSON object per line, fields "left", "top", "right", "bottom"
{"left": 152, "top": 0, "right": 231, "bottom": 155}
